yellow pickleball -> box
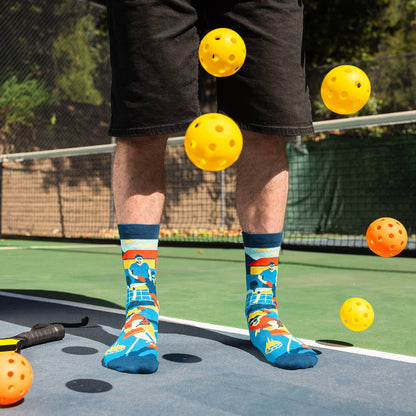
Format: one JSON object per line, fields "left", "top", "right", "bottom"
{"left": 199, "top": 28, "right": 246, "bottom": 77}
{"left": 321, "top": 65, "right": 371, "bottom": 114}
{"left": 184, "top": 113, "right": 243, "bottom": 171}
{"left": 340, "top": 297, "right": 374, "bottom": 332}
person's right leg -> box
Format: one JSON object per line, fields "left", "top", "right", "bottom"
{"left": 104, "top": 0, "right": 201, "bottom": 373}
{"left": 112, "top": 137, "right": 168, "bottom": 224}
{"left": 103, "top": 136, "right": 168, "bottom": 374}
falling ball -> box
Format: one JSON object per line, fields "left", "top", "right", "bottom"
{"left": 0, "top": 352, "right": 33, "bottom": 405}
{"left": 321, "top": 65, "right": 371, "bottom": 114}
{"left": 366, "top": 217, "right": 408, "bottom": 257}
{"left": 199, "top": 28, "right": 246, "bottom": 77}
{"left": 340, "top": 297, "right": 374, "bottom": 332}
{"left": 184, "top": 113, "right": 243, "bottom": 171}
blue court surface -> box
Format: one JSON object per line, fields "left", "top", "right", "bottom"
{"left": 1, "top": 292, "right": 415, "bottom": 416}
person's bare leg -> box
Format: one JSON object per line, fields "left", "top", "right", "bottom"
{"left": 113, "top": 135, "right": 169, "bottom": 224}
{"left": 236, "top": 131, "right": 288, "bottom": 233}
{"left": 237, "top": 130, "right": 318, "bottom": 370}
{"left": 104, "top": 135, "right": 168, "bottom": 373}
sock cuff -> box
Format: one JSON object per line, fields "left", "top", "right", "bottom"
{"left": 242, "top": 231, "right": 283, "bottom": 248}
{"left": 118, "top": 224, "right": 161, "bottom": 240}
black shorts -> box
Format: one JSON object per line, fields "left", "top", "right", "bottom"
{"left": 107, "top": 0, "right": 313, "bottom": 137}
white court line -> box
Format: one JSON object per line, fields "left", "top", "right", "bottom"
{"left": 1, "top": 291, "right": 415, "bottom": 364}
{"left": 0, "top": 244, "right": 119, "bottom": 250}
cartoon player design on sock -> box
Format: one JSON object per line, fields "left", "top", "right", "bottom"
{"left": 128, "top": 254, "right": 156, "bottom": 302}
{"left": 104, "top": 225, "right": 160, "bottom": 374}
{"left": 251, "top": 261, "right": 277, "bottom": 305}
{"left": 243, "top": 232, "right": 318, "bottom": 370}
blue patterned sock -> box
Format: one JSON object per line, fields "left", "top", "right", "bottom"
{"left": 243, "top": 232, "right": 318, "bottom": 370}
{"left": 103, "top": 224, "right": 160, "bottom": 374}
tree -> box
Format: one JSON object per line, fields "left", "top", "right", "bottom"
{"left": 304, "top": 0, "right": 416, "bottom": 117}
{"left": 0, "top": 76, "right": 52, "bottom": 133}
{"left": 304, "top": 0, "right": 392, "bottom": 66}
{"left": 377, "top": 0, "right": 416, "bottom": 54}
{"left": 0, "top": 0, "right": 111, "bottom": 153}
{"left": 52, "top": 14, "right": 104, "bottom": 105}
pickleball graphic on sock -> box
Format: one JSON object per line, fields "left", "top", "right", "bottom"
{"left": 243, "top": 232, "right": 318, "bottom": 370}
{"left": 104, "top": 225, "right": 160, "bottom": 374}
{"left": 245, "top": 249, "right": 279, "bottom": 315}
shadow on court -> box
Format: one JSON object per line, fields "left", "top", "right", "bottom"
{"left": 0, "top": 291, "right": 415, "bottom": 416}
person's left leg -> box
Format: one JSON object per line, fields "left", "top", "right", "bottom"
{"left": 236, "top": 131, "right": 288, "bottom": 234}
{"left": 214, "top": 0, "right": 318, "bottom": 369}
{"left": 236, "top": 130, "right": 318, "bottom": 370}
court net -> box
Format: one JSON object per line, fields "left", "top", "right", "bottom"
{"left": 1, "top": 111, "right": 415, "bottom": 254}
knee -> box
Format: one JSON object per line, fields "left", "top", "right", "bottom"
{"left": 240, "top": 130, "right": 287, "bottom": 161}
{"left": 116, "top": 135, "right": 169, "bottom": 159}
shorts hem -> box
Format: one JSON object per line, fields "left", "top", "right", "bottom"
{"left": 109, "top": 120, "right": 195, "bottom": 138}
{"left": 235, "top": 121, "right": 314, "bottom": 137}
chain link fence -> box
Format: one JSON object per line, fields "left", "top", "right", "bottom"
{"left": 1, "top": 0, "right": 415, "bottom": 254}
{"left": 0, "top": 0, "right": 111, "bottom": 154}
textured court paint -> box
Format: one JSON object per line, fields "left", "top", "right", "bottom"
{"left": 0, "top": 240, "right": 415, "bottom": 356}
{"left": 1, "top": 291, "right": 416, "bottom": 365}
{"left": 1, "top": 304, "right": 415, "bottom": 416}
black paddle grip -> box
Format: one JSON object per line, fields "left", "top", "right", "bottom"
{"left": 15, "top": 324, "right": 65, "bottom": 349}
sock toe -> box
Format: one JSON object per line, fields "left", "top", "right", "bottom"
{"left": 273, "top": 348, "right": 318, "bottom": 370}
{"left": 105, "top": 355, "right": 159, "bottom": 374}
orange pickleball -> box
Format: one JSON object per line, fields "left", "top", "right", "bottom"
{"left": 0, "top": 352, "right": 33, "bottom": 405}
{"left": 366, "top": 217, "right": 408, "bottom": 257}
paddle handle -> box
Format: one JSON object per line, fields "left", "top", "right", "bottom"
{"left": 16, "top": 324, "right": 65, "bottom": 349}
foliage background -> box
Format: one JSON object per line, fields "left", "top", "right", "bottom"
{"left": 0, "top": 0, "right": 415, "bottom": 153}
{"left": 0, "top": 0, "right": 415, "bottom": 245}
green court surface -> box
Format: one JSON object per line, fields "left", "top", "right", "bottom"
{"left": 1, "top": 238, "right": 415, "bottom": 357}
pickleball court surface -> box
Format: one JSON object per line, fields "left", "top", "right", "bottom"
{"left": 1, "top": 291, "right": 415, "bottom": 416}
